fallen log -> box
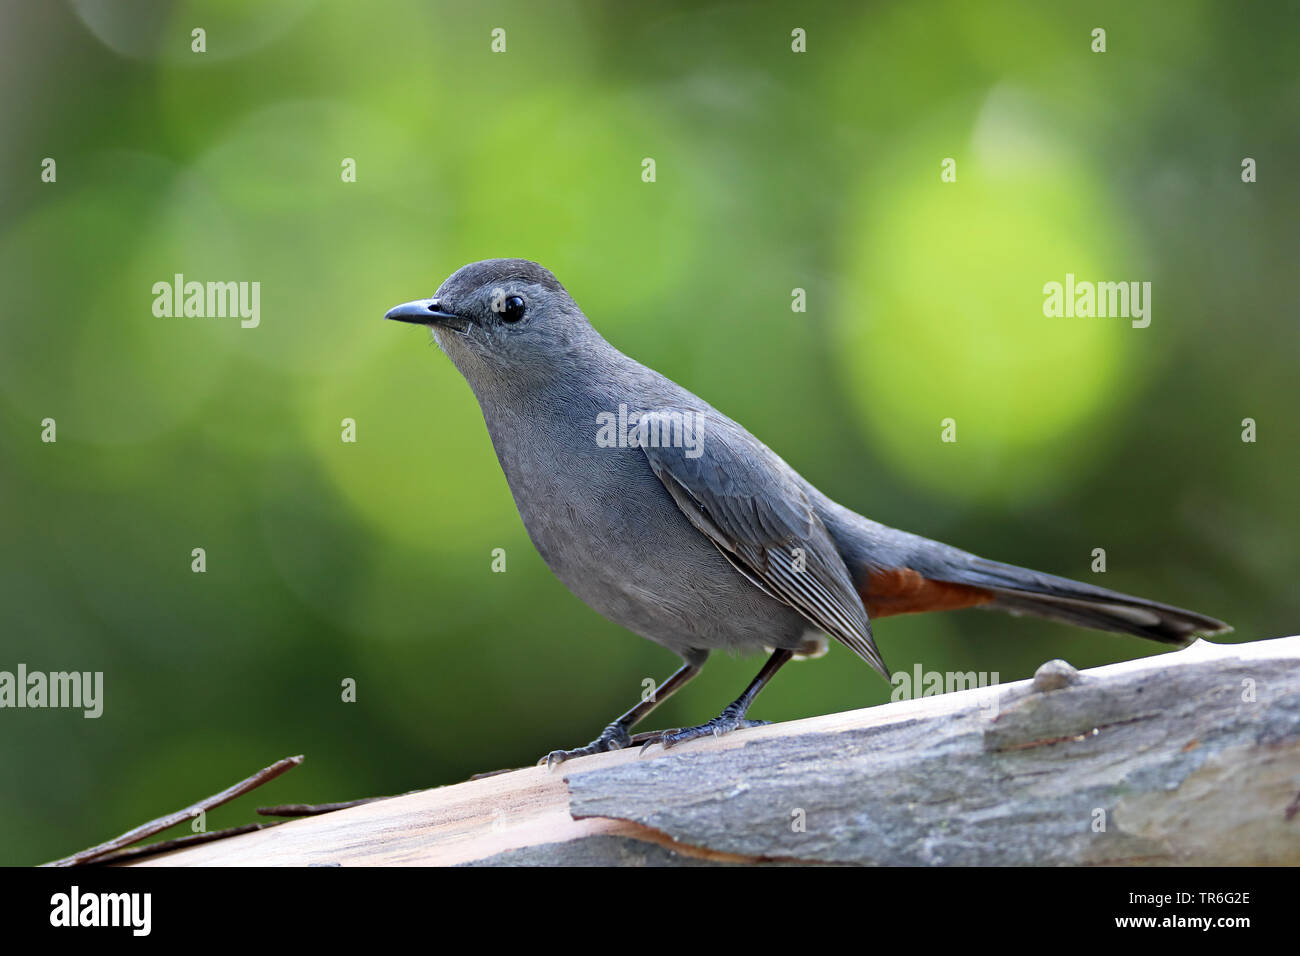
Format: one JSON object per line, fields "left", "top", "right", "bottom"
{"left": 128, "top": 636, "right": 1300, "bottom": 866}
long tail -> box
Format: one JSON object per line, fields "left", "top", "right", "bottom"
{"left": 823, "top": 508, "right": 1231, "bottom": 646}
{"left": 924, "top": 554, "right": 1229, "bottom": 645}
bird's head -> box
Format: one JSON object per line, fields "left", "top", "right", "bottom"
{"left": 385, "top": 259, "right": 594, "bottom": 386}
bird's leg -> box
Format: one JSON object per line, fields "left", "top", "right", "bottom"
{"left": 541, "top": 660, "right": 701, "bottom": 770}
{"left": 640, "top": 648, "right": 793, "bottom": 753}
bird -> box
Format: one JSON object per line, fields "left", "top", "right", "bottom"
{"left": 385, "top": 258, "right": 1230, "bottom": 768}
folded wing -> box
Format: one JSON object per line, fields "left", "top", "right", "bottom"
{"left": 638, "top": 410, "right": 890, "bottom": 679}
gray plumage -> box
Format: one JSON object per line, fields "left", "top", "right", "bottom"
{"left": 386, "top": 258, "right": 1229, "bottom": 762}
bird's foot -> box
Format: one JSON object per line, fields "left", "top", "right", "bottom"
{"left": 539, "top": 722, "right": 631, "bottom": 771}
{"left": 638, "top": 713, "right": 770, "bottom": 754}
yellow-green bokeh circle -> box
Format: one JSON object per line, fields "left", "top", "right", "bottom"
{"left": 835, "top": 142, "right": 1141, "bottom": 503}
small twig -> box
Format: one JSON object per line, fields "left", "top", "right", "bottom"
{"left": 88, "top": 823, "right": 284, "bottom": 865}
{"left": 258, "top": 787, "right": 429, "bottom": 816}
{"left": 44, "top": 755, "right": 304, "bottom": 867}
{"left": 258, "top": 796, "right": 391, "bottom": 818}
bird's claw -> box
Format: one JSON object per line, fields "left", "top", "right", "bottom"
{"left": 638, "top": 716, "right": 770, "bottom": 754}
{"left": 539, "top": 723, "right": 631, "bottom": 770}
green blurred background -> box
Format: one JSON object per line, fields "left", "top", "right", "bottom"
{"left": 1, "top": 1, "right": 1296, "bottom": 865}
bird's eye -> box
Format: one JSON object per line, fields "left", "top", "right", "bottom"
{"left": 501, "top": 295, "right": 526, "bottom": 323}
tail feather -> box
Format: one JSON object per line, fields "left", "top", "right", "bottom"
{"left": 928, "top": 555, "right": 1231, "bottom": 646}
{"left": 815, "top": 501, "right": 1231, "bottom": 648}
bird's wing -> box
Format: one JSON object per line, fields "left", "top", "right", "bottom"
{"left": 637, "top": 409, "right": 889, "bottom": 678}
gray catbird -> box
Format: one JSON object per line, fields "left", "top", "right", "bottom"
{"left": 386, "top": 259, "right": 1230, "bottom": 767}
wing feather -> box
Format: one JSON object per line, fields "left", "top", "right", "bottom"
{"left": 638, "top": 410, "right": 889, "bottom": 679}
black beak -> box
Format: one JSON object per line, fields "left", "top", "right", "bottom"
{"left": 384, "top": 298, "right": 471, "bottom": 333}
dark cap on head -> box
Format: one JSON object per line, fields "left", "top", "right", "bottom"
{"left": 435, "top": 259, "right": 568, "bottom": 301}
